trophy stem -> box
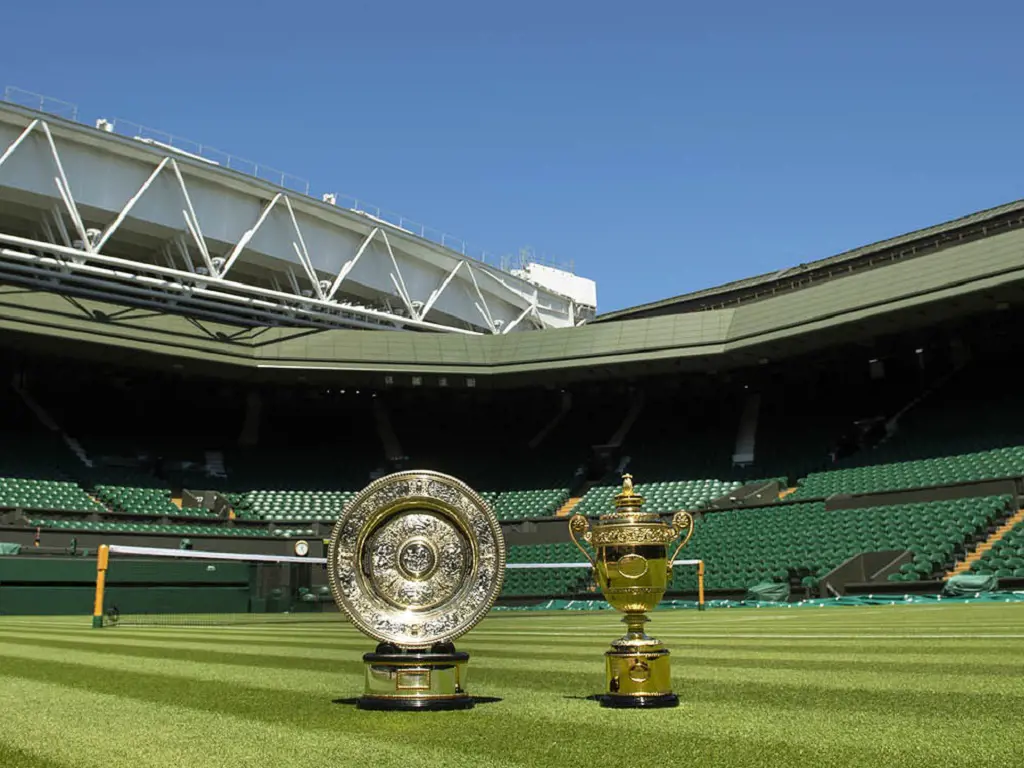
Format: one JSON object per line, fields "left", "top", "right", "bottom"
{"left": 623, "top": 613, "right": 650, "bottom": 638}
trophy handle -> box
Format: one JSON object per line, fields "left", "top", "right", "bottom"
{"left": 568, "top": 514, "right": 596, "bottom": 568}
{"left": 667, "top": 510, "right": 695, "bottom": 572}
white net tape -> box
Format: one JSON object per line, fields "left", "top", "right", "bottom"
{"left": 507, "top": 560, "right": 701, "bottom": 569}
{"left": 108, "top": 544, "right": 326, "bottom": 565}
{"left": 107, "top": 545, "right": 701, "bottom": 571}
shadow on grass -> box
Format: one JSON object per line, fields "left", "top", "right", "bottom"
{"left": 332, "top": 696, "right": 503, "bottom": 707}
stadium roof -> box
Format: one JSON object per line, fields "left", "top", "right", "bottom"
{"left": 4, "top": 198, "right": 1023, "bottom": 386}
{"left": 597, "top": 198, "right": 1024, "bottom": 322}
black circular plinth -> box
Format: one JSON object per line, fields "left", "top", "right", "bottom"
{"left": 600, "top": 692, "right": 679, "bottom": 709}
{"left": 356, "top": 696, "right": 475, "bottom": 711}
{"left": 363, "top": 650, "right": 470, "bottom": 664}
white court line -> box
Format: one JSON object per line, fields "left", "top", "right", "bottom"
{"left": 467, "top": 629, "right": 1024, "bottom": 639}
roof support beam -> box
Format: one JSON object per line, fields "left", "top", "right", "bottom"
{"left": 94, "top": 157, "right": 170, "bottom": 252}
{"left": 466, "top": 264, "right": 496, "bottom": 333}
{"left": 501, "top": 300, "right": 537, "bottom": 334}
{"left": 326, "top": 226, "right": 377, "bottom": 302}
{"left": 420, "top": 260, "right": 464, "bottom": 320}
{"left": 169, "top": 159, "right": 215, "bottom": 276}
{"left": 0, "top": 119, "right": 40, "bottom": 170}
{"left": 221, "top": 193, "right": 282, "bottom": 279}
{"left": 40, "top": 122, "right": 89, "bottom": 251}
{"left": 380, "top": 229, "right": 419, "bottom": 322}
{"left": 283, "top": 195, "right": 325, "bottom": 301}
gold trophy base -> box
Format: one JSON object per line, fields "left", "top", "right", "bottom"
{"left": 357, "top": 643, "right": 474, "bottom": 711}
{"left": 601, "top": 616, "right": 679, "bottom": 709}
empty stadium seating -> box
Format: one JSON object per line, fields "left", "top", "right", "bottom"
{"left": 0, "top": 431, "right": 103, "bottom": 514}
{"left": 490, "top": 488, "right": 569, "bottom": 521}
{"left": 24, "top": 517, "right": 272, "bottom": 537}
{"left": 93, "top": 485, "right": 208, "bottom": 518}
{"left": 572, "top": 478, "right": 743, "bottom": 518}
{"left": 0, "top": 477, "right": 104, "bottom": 513}
{"left": 502, "top": 543, "right": 592, "bottom": 597}
{"left": 233, "top": 489, "right": 354, "bottom": 524}
{"left": 673, "top": 496, "right": 1010, "bottom": 591}
{"left": 226, "top": 485, "right": 569, "bottom": 524}
{"left": 792, "top": 447, "right": 1024, "bottom": 498}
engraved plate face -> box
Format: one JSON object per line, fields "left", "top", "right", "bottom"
{"left": 364, "top": 511, "right": 469, "bottom": 612}
{"left": 328, "top": 471, "right": 506, "bottom": 647}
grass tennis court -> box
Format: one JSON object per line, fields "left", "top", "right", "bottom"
{"left": 1, "top": 603, "right": 1022, "bottom": 768}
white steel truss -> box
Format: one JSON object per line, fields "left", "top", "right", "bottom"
{"left": 0, "top": 109, "right": 591, "bottom": 335}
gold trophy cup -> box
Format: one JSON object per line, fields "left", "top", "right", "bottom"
{"left": 569, "top": 474, "right": 694, "bottom": 708}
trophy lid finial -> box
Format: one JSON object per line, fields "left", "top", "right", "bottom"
{"left": 612, "top": 473, "right": 646, "bottom": 514}
{"left": 621, "top": 474, "right": 634, "bottom": 496}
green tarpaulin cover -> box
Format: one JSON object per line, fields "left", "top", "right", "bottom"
{"left": 745, "top": 581, "right": 791, "bottom": 602}
{"left": 493, "top": 590, "right": 1024, "bottom": 612}
{"left": 942, "top": 573, "right": 997, "bottom": 596}
{"left": 0, "top": 543, "right": 21, "bottom": 556}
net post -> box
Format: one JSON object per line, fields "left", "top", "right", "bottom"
{"left": 92, "top": 544, "right": 109, "bottom": 628}
{"left": 698, "top": 560, "right": 705, "bottom": 612}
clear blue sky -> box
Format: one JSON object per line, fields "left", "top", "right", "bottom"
{"left": 3, "top": 1, "right": 1023, "bottom": 312}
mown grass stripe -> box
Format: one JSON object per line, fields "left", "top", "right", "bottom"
{"left": 0, "top": 743, "right": 72, "bottom": 768}
{"left": 0, "top": 604, "right": 1021, "bottom": 768}
{"left": 1, "top": 641, "right": 1021, "bottom": 719}
{"left": 0, "top": 676, "right": 530, "bottom": 768}
{"left": 0, "top": 630, "right": 1020, "bottom": 683}
{"left": 0, "top": 653, "right": 1014, "bottom": 768}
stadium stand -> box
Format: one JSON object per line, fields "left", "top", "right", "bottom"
{"left": 5, "top": 301, "right": 1024, "bottom": 606}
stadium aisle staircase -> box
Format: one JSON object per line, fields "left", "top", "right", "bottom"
{"left": 93, "top": 484, "right": 213, "bottom": 519}
{"left": 555, "top": 496, "right": 584, "bottom": 517}
{"left": 964, "top": 509, "right": 1024, "bottom": 579}
{"left": 946, "top": 508, "right": 1024, "bottom": 579}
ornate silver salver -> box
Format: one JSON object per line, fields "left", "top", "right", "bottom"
{"left": 327, "top": 471, "right": 506, "bottom": 648}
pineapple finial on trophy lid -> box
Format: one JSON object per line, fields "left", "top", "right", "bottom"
{"left": 612, "top": 473, "right": 647, "bottom": 516}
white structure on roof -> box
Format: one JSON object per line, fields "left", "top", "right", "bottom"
{"left": 510, "top": 262, "right": 597, "bottom": 313}
{"left": 0, "top": 96, "right": 596, "bottom": 334}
